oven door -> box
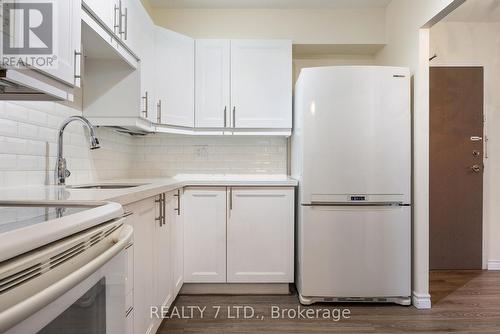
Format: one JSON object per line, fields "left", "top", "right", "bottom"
{"left": 0, "top": 221, "right": 133, "bottom": 334}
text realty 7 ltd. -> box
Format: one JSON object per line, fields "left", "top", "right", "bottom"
{"left": 151, "top": 305, "right": 352, "bottom": 322}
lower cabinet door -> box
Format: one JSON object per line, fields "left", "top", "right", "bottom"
{"left": 227, "top": 187, "right": 295, "bottom": 283}
{"left": 155, "top": 194, "right": 173, "bottom": 312}
{"left": 183, "top": 187, "right": 227, "bottom": 283}
{"left": 126, "top": 198, "right": 156, "bottom": 334}
{"left": 169, "top": 190, "right": 184, "bottom": 296}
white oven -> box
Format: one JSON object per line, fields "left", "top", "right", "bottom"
{"left": 0, "top": 218, "right": 133, "bottom": 334}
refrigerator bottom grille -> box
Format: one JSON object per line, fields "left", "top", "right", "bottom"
{"left": 298, "top": 294, "right": 411, "bottom": 306}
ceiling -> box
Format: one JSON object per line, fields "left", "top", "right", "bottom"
{"left": 444, "top": 0, "right": 500, "bottom": 22}
{"left": 148, "top": 0, "right": 392, "bottom": 9}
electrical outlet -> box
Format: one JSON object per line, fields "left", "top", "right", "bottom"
{"left": 195, "top": 145, "right": 209, "bottom": 160}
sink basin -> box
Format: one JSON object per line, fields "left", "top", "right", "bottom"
{"left": 68, "top": 183, "right": 147, "bottom": 190}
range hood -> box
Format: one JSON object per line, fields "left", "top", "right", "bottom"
{"left": 0, "top": 67, "right": 73, "bottom": 101}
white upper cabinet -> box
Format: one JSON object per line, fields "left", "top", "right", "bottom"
{"left": 194, "top": 39, "right": 292, "bottom": 132}
{"left": 120, "top": 0, "right": 142, "bottom": 52}
{"left": 227, "top": 187, "right": 294, "bottom": 283}
{"left": 183, "top": 188, "right": 227, "bottom": 283}
{"left": 82, "top": 0, "right": 115, "bottom": 31}
{"left": 230, "top": 40, "right": 292, "bottom": 129}
{"left": 195, "top": 40, "right": 231, "bottom": 128}
{"left": 44, "top": 0, "right": 81, "bottom": 87}
{"left": 135, "top": 2, "right": 156, "bottom": 122}
{"left": 155, "top": 27, "right": 195, "bottom": 127}
{"left": 83, "top": 0, "right": 140, "bottom": 54}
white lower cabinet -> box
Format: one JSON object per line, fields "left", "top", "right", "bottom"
{"left": 154, "top": 193, "right": 173, "bottom": 319}
{"left": 125, "top": 186, "right": 293, "bottom": 333}
{"left": 125, "top": 198, "right": 155, "bottom": 334}
{"left": 184, "top": 187, "right": 295, "bottom": 284}
{"left": 125, "top": 190, "right": 184, "bottom": 334}
{"left": 170, "top": 190, "right": 185, "bottom": 295}
{"left": 183, "top": 188, "right": 227, "bottom": 283}
{"left": 227, "top": 187, "right": 295, "bottom": 283}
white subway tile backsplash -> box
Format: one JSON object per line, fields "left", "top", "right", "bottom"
{"left": 0, "top": 119, "right": 18, "bottom": 137}
{"left": 0, "top": 101, "right": 288, "bottom": 187}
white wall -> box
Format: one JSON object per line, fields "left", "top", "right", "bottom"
{"left": 151, "top": 8, "right": 386, "bottom": 45}
{"left": 430, "top": 21, "right": 500, "bottom": 269}
{"left": 375, "top": 0, "right": 463, "bottom": 309}
{"left": 293, "top": 55, "right": 375, "bottom": 82}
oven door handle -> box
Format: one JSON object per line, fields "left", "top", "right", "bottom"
{"left": 0, "top": 224, "right": 133, "bottom": 333}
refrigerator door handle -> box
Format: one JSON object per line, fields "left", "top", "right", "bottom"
{"left": 305, "top": 202, "right": 406, "bottom": 207}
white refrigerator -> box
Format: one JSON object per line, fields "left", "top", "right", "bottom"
{"left": 293, "top": 66, "right": 412, "bottom": 306}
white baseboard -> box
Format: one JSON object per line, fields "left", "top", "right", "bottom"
{"left": 487, "top": 260, "right": 500, "bottom": 270}
{"left": 412, "top": 291, "right": 432, "bottom": 309}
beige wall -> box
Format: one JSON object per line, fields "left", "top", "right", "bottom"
{"left": 375, "top": 0, "right": 464, "bottom": 309}
{"left": 430, "top": 21, "right": 500, "bottom": 269}
{"left": 293, "top": 55, "right": 375, "bottom": 82}
{"left": 151, "top": 8, "right": 386, "bottom": 45}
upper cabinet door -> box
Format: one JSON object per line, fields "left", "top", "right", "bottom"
{"left": 135, "top": 3, "right": 156, "bottom": 122}
{"left": 40, "top": 0, "right": 81, "bottom": 86}
{"left": 82, "top": 0, "right": 115, "bottom": 31}
{"left": 195, "top": 40, "right": 231, "bottom": 128}
{"left": 230, "top": 40, "right": 292, "bottom": 129}
{"left": 155, "top": 27, "right": 195, "bottom": 127}
{"left": 120, "top": 0, "right": 141, "bottom": 53}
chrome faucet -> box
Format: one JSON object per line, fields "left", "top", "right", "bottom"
{"left": 56, "top": 116, "right": 100, "bottom": 186}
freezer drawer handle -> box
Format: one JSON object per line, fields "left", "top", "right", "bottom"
{"left": 307, "top": 202, "right": 405, "bottom": 207}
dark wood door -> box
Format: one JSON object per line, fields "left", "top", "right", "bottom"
{"left": 430, "top": 67, "right": 484, "bottom": 270}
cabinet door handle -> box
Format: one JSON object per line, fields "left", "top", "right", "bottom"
{"left": 229, "top": 188, "right": 233, "bottom": 211}
{"left": 174, "top": 189, "right": 181, "bottom": 215}
{"left": 224, "top": 106, "right": 227, "bottom": 128}
{"left": 73, "top": 50, "right": 82, "bottom": 84}
{"left": 157, "top": 100, "right": 162, "bottom": 124}
{"left": 155, "top": 194, "right": 163, "bottom": 226}
{"left": 114, "top": 1, "right": 122, "bottom": 35}
{"left": 121, "top": 7, "right": 128, "bottom": 40}
{"left": 142, "top": 91, "right": 148, "bottom": 118}
{"left": 232, "top": 107, "right": 236, "bottom": 128}
{"left": 162, "top": 193, "right": 167, "bottom": 226}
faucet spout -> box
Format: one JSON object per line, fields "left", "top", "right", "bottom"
{"left": 56, "top": 116, "right": 100, "bottom": 186}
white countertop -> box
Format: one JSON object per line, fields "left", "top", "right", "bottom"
{"left": 0, "top": 175, "right": 298, "bottom": 206}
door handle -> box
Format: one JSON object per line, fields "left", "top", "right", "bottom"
{"left": 470, "top": 136, "right": 483, "bottom": 142}
{"left": 470, "top": 165, "right": 481, "bottom": 173}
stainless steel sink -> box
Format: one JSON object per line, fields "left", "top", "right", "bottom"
{"left": 68, "top": 183, "right": 147, "bottom": 190}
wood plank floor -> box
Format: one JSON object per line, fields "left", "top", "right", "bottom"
{"left": 158, "top": 271, "right": 500, "bottom": 333}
